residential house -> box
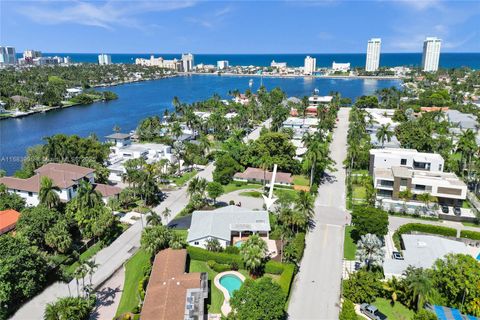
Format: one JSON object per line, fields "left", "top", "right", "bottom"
{"left": 187, "top": 206, "right": 270, "bottom": 249}
{"left": 0, "top": 209, "right": 21, "bottom": 235}
{"left": 0, "top": 163, "right": 120, "bottom": 206}
{"left": 365, "top": 108, "right": 401, "bottom": 148}
{"left": 369, "top": 148, "right": 444, "bottom": 175}
{"left": 141, "top": 248, "right": 208, "bottom": 320}
{"left": 307, "top": 95, "right": 332, "bottom": 116}
{"left": 234, "top": 167, "right": 293, "bottom": 186}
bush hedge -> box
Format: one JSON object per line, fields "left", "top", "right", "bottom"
{"left": 393, "top": 223, "right": 457, "bottom": 250}
{"left": 460, "top": 230, "right": 480, "bottom": 240}
{"left": 278, "top": 264, "right": 295, "bottom": 296}
{"left": 265, "top": 260, "right": 284, "bottom": 275}
{"left": 187, "top": 246, "right": 244, "bottom": 267}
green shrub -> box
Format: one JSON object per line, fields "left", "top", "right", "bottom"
{"left": 212, "top": 263, "right": 231, "bottom": 273}
{"left": 339, "top": 300, "right": 357, "bottom": 320}
{"left": 278, "top": 263, "right": 295, "bottom": 296}
{"left": 225, "top": 246, "right": 240, "bottom": 254}
{"left": 460, "top": 230, "right": 480, "bottom": 240}
{"left": 292, "top": 232, "right": 306, "bottom": 261}
{"left": 187, "top": 246, "right": 244, "bottom": 267}
{"left": 393, "top": 223, "right": 457, "bottom": 250}
{"left": 207, "top": 260, "right": 216, "bottom": 269}
{"left": 265, "top": 260, "right": 285, "bottom": 275}
{"left": 230, "top": 261, "right": 239, "bottom": 271}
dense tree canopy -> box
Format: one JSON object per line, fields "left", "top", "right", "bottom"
{"left": 351, "top": 207, "right": 389, "bottom": 238}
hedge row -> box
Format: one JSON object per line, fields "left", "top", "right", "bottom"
{"left": 460, "top": 230, "right": 480, "bottom": 240}
{"left": 397, "top": 223, "right": 457, "bottom": 237}
{"left": 187, "top": 246, "right": 244, "bottom": 267}
{"left": 278, "top": 264, "right": 296, "bottom": 296}
{"left": 207, "top": 260, "right": 232, "bottom": 273}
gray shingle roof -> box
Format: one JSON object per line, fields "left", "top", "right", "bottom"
{"left": 187, "top": 206, "right": 270, "bottom": 242}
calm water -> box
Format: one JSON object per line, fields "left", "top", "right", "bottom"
{"left": 0, "top": 75, "right": 400, "bottom": 174}
{"left": 22, "top": 53, "right": 480, "bottom": 69}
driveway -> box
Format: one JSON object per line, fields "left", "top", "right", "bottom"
{"left": 288, "top": 108, "right": 350, "bottom": 320}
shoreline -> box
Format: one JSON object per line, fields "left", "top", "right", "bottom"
{"left": 0, "top": 74, "right": 179, "bottom": 120}
{"left": 183, "top": 71, "right": 402, "bottom": 80}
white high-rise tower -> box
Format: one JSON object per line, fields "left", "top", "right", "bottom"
{"left": 422, "top": 37, "right": 441, "bottom": 72}
{"left": 304, "top": 56, "right": 316, "bottom": 75}
{"left": 365, "top": 38, "right": 381, "bottom": 72}
{"left": 98, "top": 54, "right": 112, "bottom": 65}
{"left": 181, "top": 53, "right": 194, "bottom": 72}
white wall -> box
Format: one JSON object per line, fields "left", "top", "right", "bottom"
{"left": 188, "top": 236, "right": 230, "bottom": 249}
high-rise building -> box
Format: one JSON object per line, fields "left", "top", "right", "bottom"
{"left": 217, "top": 60, "right": 229, "bottom": 70}
{"left": 0, "top": 46, "right": 17, "bottom": 65}
{"left": 422, "top": 37, "right": 441, "bottom": 72}
{"left": 98, "top": 54, "right": 112, "bottom": 65}
{"left": 366, "top": 38, "right": 381, "bottom": 72}
{"left": 181, "top": 53, "right": 194, "bottom": 72}
{"left": 304, "top": 56, "right": 316, "bottom": 75}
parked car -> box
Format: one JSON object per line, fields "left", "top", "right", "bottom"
{"left": 354, "top": 262, "right": 361, "bottom": 270}
{"left": 441, "top": 205, "right": 449, "bottom": 214}
{"left": 360, "top": 303, "right": 388, "bottom": 320}
{"left": 392, "top": 251, "right": 404, "bottom": 260}
{"left": 453, "top": 207, "right": 461, "bottom": 216}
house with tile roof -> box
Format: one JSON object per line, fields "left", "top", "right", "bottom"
{"left": 0, "top": 209, "right": 21, "bottom": 235}
{"left": 0, "top": 163, "right": 121, "bottom": 206}
{"left": 141, "top": 249, "right": 208, "bottom": 320}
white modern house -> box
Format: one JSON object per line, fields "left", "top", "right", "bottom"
{"left": 106, "top": 133, "right": 174, "bottom": 182}
{"left": 187, "top": 206, "right": 270, "bottom": 249}
{"left": 0, "top": 163, "right": 121, "bottom": 206}
{"left": 365, "top": 108, "right": 401, "bottom": 148}
{"left": 369, "top": 149, "right": 445, "bottom": 175}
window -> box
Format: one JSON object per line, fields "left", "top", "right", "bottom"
{"left": 400, "top": 178, "right": 408, "bottom": 187}
{"left": 194, "top": 241, "right": 199, "bottom": 245}
{"left": 439, "top": 164, "right": 443, "bottom": 171}
{"left": 28, "top": 192, "right": 33, "bottom": 197}
{"left": 400, "top": 159, "right": 407, "bottom": 165}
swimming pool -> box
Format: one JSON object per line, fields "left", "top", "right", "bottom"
{"left": 234, "top": 240, "right": 244, "bottom": 248}
{"left": 477, "top": 252, "right": 480, "bottom": 260}
{"left": 219, "top": 274, "right": 243, "bottom": 297}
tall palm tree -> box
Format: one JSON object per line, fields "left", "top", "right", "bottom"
{"left": 76, "top": 180, "right": 102, "bottom": 210}
{"left": 376, "top": 123, "right": 394, "bottom": 148}
{"left": 403, "top": 266, "right": 432, "bottom": 311}
{"left": 294, "top": 191, "right": 315, "bottom": 227}
{"left": 39, "top": 176, "right": 60, "bottom": 209}
{"left": 240, "top": 234, "right": 268, "bottom": 277}
{"left": 147, "top": 211, "right": 162, "bottom": 226}
{"left": 161, "top": 207, "right": 171, "bottom": 222}
{"left": 170, "top": 121, "right": 183, "bottom": 140}
{"left": 198, "top": 134, "right": 213, "bottom": 156}
{"left": 355, "top": 233, "right": 385, "bottom": 270}
{"left": 383, "top": 277, "right": 404, "bottom": 306}
{"left": 84, "top": 259, "right": 99, "bottom": 289}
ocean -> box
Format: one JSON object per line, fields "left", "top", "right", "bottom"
{"left": 17, "top": 52, "right": 480, "bottom": 69}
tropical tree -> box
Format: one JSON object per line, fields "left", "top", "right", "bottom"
{"left": 206, "top": 181, "right": 224, "bottom": 204}
{"left": 161, "top": 207, "right": 171, "bottom": 222}
{"left": 45, "top": 219, "right": 73, "bottom": 253}
{"left": 240, "top": 234, "right": 268, "bottom": 276}
{"left": 355, "top": 233, "right": 385, "bottom": 270}
{"left": 140, "top": 225, "right": 173, "bottom": 257}
{"left": 416, "top": 193, "right": 438, "bottom": 212}
{"left": 383, "top": 276, "right": 405, "bottom": 306}
{"left": 39, "top": 176, "right": 60, "bottom": 209}
{"left": 187, "top": 177, "right": 207, "bottom": 200}
{"left": 76, "top": 180, "right": 102, "bottom": 210}
{"left": 44, "top": 296, "right": 95, "bottom": 320}
{"left": 146, "top": 211, "right": 162, "bottom": 226}
{"left": 376, "top": 123, "right": 394, "bottom": 148}
{"left": 205, "top": 238, "right": 223, "bottom": 252}
{"left": 402, "top": 266, "right": 432, "bottom": 311}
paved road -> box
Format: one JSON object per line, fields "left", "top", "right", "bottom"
{"left": 90, "top": 267, "right": 124, "bottom": 320}
{"left": 288, "top": 108, "right": 350, "bottom": 320}
{"left": 244, "top": 118, "right": 272, "bottom": 142}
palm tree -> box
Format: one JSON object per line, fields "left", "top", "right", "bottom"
{"left": 161, "top": 207, "right": 171, "bottom": 222}
{"left": 457, "top": 129, "right": 477, "bottom": 178}
{"left": 198, "top": 134, "right": 213, "bottom": 156}
{"left": 355, "top": 233, "right": 385, "bottom": 270}
{"left": 140, "top": 225, "right": 172, "bottom": 257}
{"left": 187, "top": 177, "right": 207, "bottom": 200}
{"left": 403, "top": 266, "right": 432, "bottom": 311}
{"left": 76, "top": 180, "right": 102, "bottom": 209}
{"left": 170, "top": 121, "right": 183, "bottom": 140}
{"left": 74, "top": 263, "right": 88, "bottom": 297}
{"left": 113, "top": 124, "right": 121, "bottom": 133}
{"left": 294, "top": 191, "right": 315, "bottom": 229}
{"left": 383, "top": 277, "right": 404, "bottom": 306}
{"left": 39, "top": 176, "right": 60, "bottom": 209}
{"left": 416, "top": 193, "right": 437, "bottom": 212}
{"left": 147, "top": 211, "right": 162, "bottom": 226}
{"left": 240, "top": 234, "right": 268, "bottom": 277}
{"left": 84, "top": 259, "right": 99, "bottom": 290}
{"left": 376, "top": 123, "right": 394, "bottom": 148}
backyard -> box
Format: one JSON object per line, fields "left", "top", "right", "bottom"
{"left": 371, "top": 298, "right": 414, "bottom": 320}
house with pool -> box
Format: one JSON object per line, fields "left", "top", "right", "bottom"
{"left": 187, "top": 206, "right": 272, "bottom": 250}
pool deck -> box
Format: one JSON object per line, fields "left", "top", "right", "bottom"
{"left": 213, "top": 271, "right": 246, "bottom": 316}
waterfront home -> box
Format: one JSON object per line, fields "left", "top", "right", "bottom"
{"left": 107, "top": 141, "right": 174, "bottom": 182}
{"left": 141, "top": 248, "right": 208, "bottom": 320}
{"left": 0, "top": 163, "right": 121, "bottom": 206}
{"left": 105, "top": 132, "right": 132, "bottom": 147}
{"left": 187, "top": 206, "right": 271, "bottom": 249}
{"left": 234, "top": 167, "right": 293, "bottom": 186}
{"left": 233, "top": 93, "right": 253, "bottom": 105}
{"left": 307, "top": 94, "right": 332, "bottom": 116}
{"left": 331, "top": 62, "right": 351, "bottom": 72}
{"left": 0, "top": 209, "right": 21, "bottom": 235}
{"left": 365, "top": 108, "right": 401, "bottom": 148}
{"left": 65, "top": 87, "right": 83, "bottom": 99}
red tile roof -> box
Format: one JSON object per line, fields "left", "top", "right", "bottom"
{"left": 0, "top": 209, "right": 21, "bottom": 234}
{"left": 93, "top": 183, "right": 122, "bottom": 197}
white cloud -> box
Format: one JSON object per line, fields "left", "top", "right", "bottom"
{"left": 187, "top": 5, "right": 233, "bottom": 29}
{"left": 17, "top": 0, "right": 196, "bottom": 30}
{"left": 395, "top": 0, "right": 444, "bottom": 11}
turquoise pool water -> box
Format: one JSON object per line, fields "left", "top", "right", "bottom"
{"left": 219, "top": 274, "right": 243, "bottom": 297}
{"left": 235, "top": 240, "right": 244, "bottom": 248}
{"left": 476, "top": 253, "right": 480, "bottom": 260}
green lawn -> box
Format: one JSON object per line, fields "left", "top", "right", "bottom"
{"left": 173, "top": 170, "right": 198, "bottom": 187}
{"left": 344, "top": 226, "right": 357, "bottom": 260}
{"left": 223, "top": 182, "right": 262, "bottom": 194}
{"left": 293, "top": 175, "right": 309, "bottom": 187}
{"left": 274, "top": 188, "right": 299, "bottom": 202}
{"left": 352, "top": 185, "right": 366, "bottom": 200}
{"left": 352, "top": 169, "right": 369, "bottom": 175}
{"left": 239, "top": 191, "right": 263, "bottom": 198}
{"left": 65, "top": 241, "right": 104, "bottom": 275}
{"left": 372, "top": 298, "right": 414, "bottom": 320}
{"left": 116, "top": 249, "right": 151, "bottom": 317}
{"left": 462, "top": 221, "right": 480, "bottom": 228}
{"left": 462, "top": 200, "right": 472, "bottom": 209}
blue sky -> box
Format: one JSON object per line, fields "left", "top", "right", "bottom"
{"left": 1, "top": 0, "right": 479, "bottom": 53}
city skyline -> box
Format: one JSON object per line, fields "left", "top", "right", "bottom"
{"left": 1, "top": 0, "right": 479, "bottom": 53}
